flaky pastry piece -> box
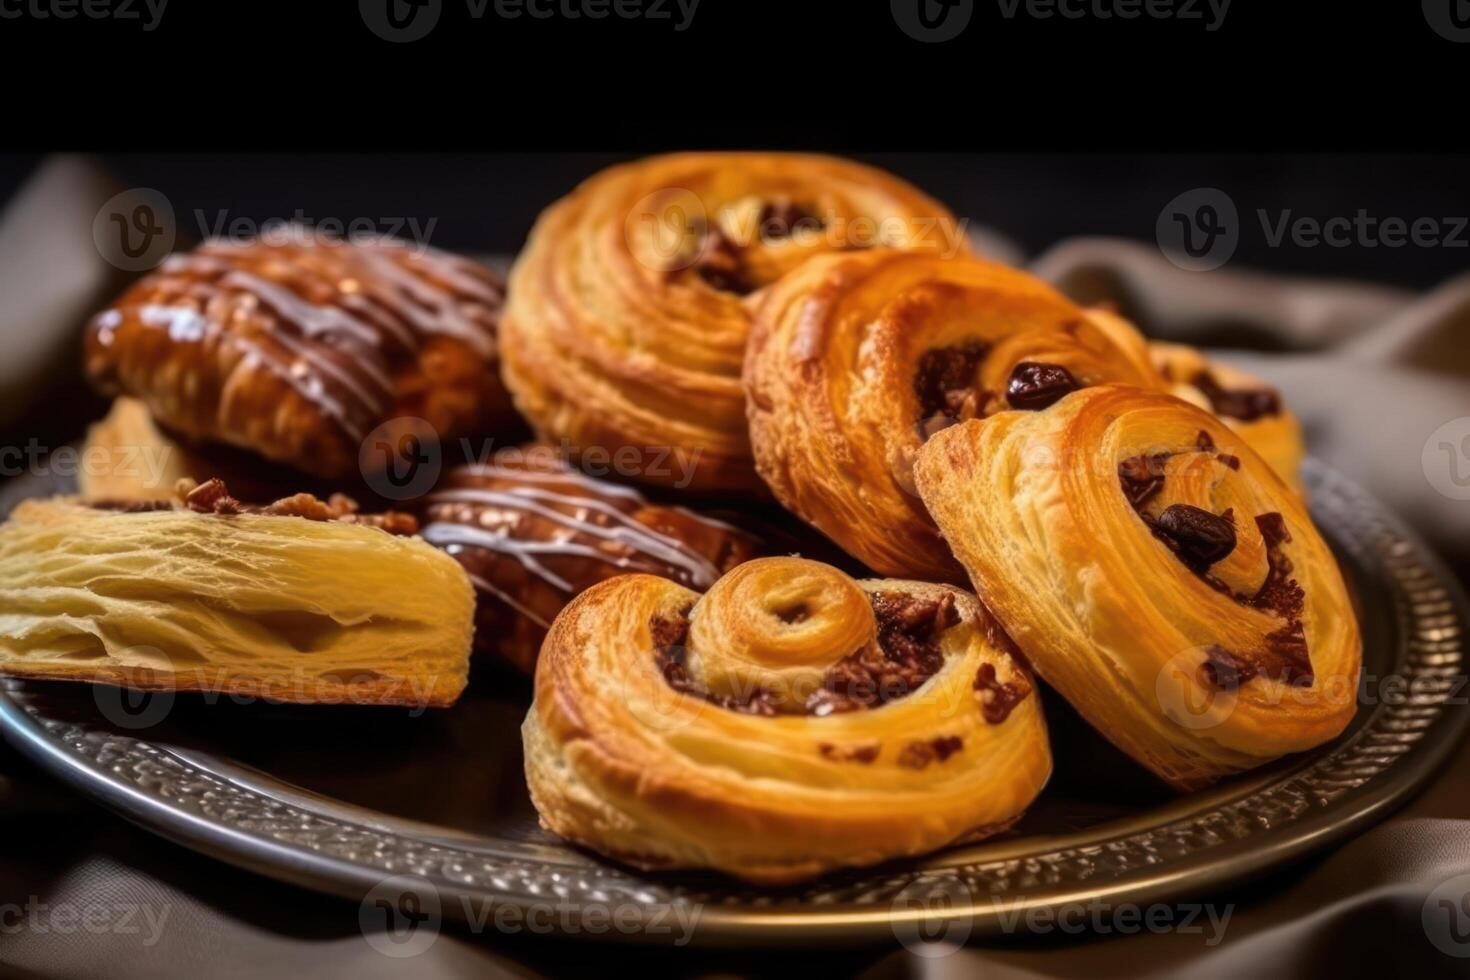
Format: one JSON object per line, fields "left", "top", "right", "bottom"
{"left": 84, "top": 234, "right": 513, "bottom": 479}
{"left": 501, "top": 153, "right": 969, "bottom": 492}
{"left": 744, "top": 249, "right": 1166, "bottom": 582}
{"left": 0, "top": 481, "right": 473, "bottom": 707}
{"left": 914, "top": 386, "right": 1360, "bottom": 790}
{"left": 1148, "top": 339, "right": 1305, "bottom": 493}
{"left": 415, "top": 447, "right": 763, "bottom": 673}
{"left": 524, "top": 556, "right": 1050, "bottom": 883}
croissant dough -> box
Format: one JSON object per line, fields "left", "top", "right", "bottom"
{"left": 524, "top": 557, "right": 1050, "bottom": 882}
{"left": 1149, "top": 340, "right": 1304, "bottom": 493}
{"left": 914, "top": 386, "right": 1360, "bottom": 789}
{"left": 744, "top": 249, "right": 1165, "bottom": 581}
{"left": 0, "top": 498, "right": 474, "bottom": 707}
{"left": 84, "top": 236, "right": 512, "bottom": 479}
{"left": 501, "top": 153, "right": 968, "bottom": 493}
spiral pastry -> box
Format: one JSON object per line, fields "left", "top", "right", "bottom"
{"left": 1150, "top": 340, "right": 1305, "bottom": 492}
{"left": 744, "top": 249, "right": 1166, "bottom": 581}
{"left": 501, "top": 153, "right": 967, "bottom": 493}
{"left": 85, "top": 234, "right": 513, "bottom": 479}
{"left": 415, "top": 447, "right": 763, "bottom": 673}
{"left": 523, "top": 556, "right": 1050, "bottom": 882}
{"left": 913, "top": 386, "right": 1360, "bottom": 790}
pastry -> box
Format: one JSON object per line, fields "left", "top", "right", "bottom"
{"left": 1150, "top": 340, "right": 1305, "bottom": 492}
{"left": 500, "top": 153, "right": 969, "bottom": 493}
{"left": 744, "top": 249, "right": 1166, "bottom": 581}
{"left": 84, "top": 234, "right": 514, "bottom": 480}
{"left": 913, "top": 386, "right": 1361, "bottom": 790}
{"left": 0, "top": 480, "right": 473, "bottom": 707}
{"left": 415, "top": 447, "right": 763, "bottom": 673}
{"left": 523, "top": 556, "right": 1050, "bottom": 882}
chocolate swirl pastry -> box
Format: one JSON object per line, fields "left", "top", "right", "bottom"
{"left": 914, "top": 386, "right": 1360, "bottom": 790}
{"left": 84, "top": 235, "right": 515, "bottom": 479}
{"left": 500, "top": 153, "right": 968, "bottom": 493}
{"left": 415, "top": 449, "right": 763, "bottom": 672}
{"left": 744, "top": 249, "right": 1166, "bottom": 582}
{"left": 0, "top": 483, "right": 473, "bottom": 708}
{"left": 1149, "top": 340, "right": 1305, "bottom": 493}
{"left": 523, "top": 556, "right": 1050, "bottom": 882}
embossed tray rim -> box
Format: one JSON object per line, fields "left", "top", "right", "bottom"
{"left": 1, "top": 459, "right": 1467, "bottom": 945}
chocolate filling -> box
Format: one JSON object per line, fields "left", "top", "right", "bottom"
{"left": 691, "top": 223, "right": 757, "bottom": 296}
{"left": 757, "top": 200, "right": 824, "bottom": 241}
{"left": 973, "top": 662, "right": 1031, "bottom": 724}
{"left": 1006, "top": 361, "right": 1081, "bottom": 411}
{"left": 650, "top": 590, "right": 971, "bottom": 718}
{"left": 897, "top": 735, "right": 964, "bottom": 770}
{"left": 817, "top": 741, "right": 881, "bottom": 764}
{"left": 1192, "top": 370, "right": 1282, "bottom": 422}
{"left": 91, "top": 478, "right": 419, "bottom": 534}
{"left": 1116, "top": 451, "right": 1313, "bottom": 689}
{"left": 914, "top": 340, "right": 991, "bottom": 439}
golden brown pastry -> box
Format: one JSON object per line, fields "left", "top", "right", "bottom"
{"left": 0, "top": 481, "right": 473, "bottom": 707}
{"left": 524, "top": 556, "right": 1050, "bottom": 883}
{"left": 415, "top": 447, "right": 764, "bottom": 673}
{"left": 500, "top": 153, "right": 969, "bottom": 493}
{"left": 84, "top": 234, "right": 514, "bottom": 480}
{"left": 744, "top": 249, "right": 1166, "bottom": 581}
{"left": 1149, "top": 340, "right": 1305, "bottom": 493}
{"left": 914, "top": 386, "right": 1361, "bottom": 790}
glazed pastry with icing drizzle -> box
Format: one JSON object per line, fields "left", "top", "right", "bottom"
{"left": 913, "top": 386, "right": 1360, "bottom": 790}
{"left": 84, "top": 234, "right": 515, "bottom": 479}
{"left": 415, "top": 447, "right": 763, "bottom": 672}
{"left": 744, "top": 248, "right": 1166, "bottom": 582}
{"left": 523, "top": 556, "right": 1050, "bottom": 883}
{"left": 501, "top": 153, "right": 969, "bottom": 492}
{"left": 0, "top": 482, "right": 473, "bottom": 707}
{"left": 1149, "top": 339, "right": 1305, "bottom": 494}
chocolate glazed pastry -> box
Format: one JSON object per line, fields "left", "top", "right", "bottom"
{"left": 744, "top": 248, "right": 1167, "bottom": 582}
{"left": 523, "top": 557, "right": 1050, "bottom": 883}
{"left": 415, "top": 448, "right": 763, "bottom": 673}
{"left": 914, "top": 386, "right": 1361, "bottom": 790}
{"left": 84, "top": 233, "right": 516, "bottom": 480}
{"left": 500, "top": 153, "right": 970, "bottom": 493}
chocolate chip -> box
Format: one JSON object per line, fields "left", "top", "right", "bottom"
{"left": 758, "top": 200, "right": 823, "bottom": 240}
{"left": 1118, "top": 453, "right": 1170, "bottom": 507}
{"left": 1006, "top": 361, "right": 1080, "bottom": 411}
{"left": 1192, "top": 371, "right": 1282, "bottom": 422}
{"left": 1154, "top": 504, "right": 1237, "bottom": 568}
{"left": 914, "top": 340, "right": 990, "bottom": 430}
